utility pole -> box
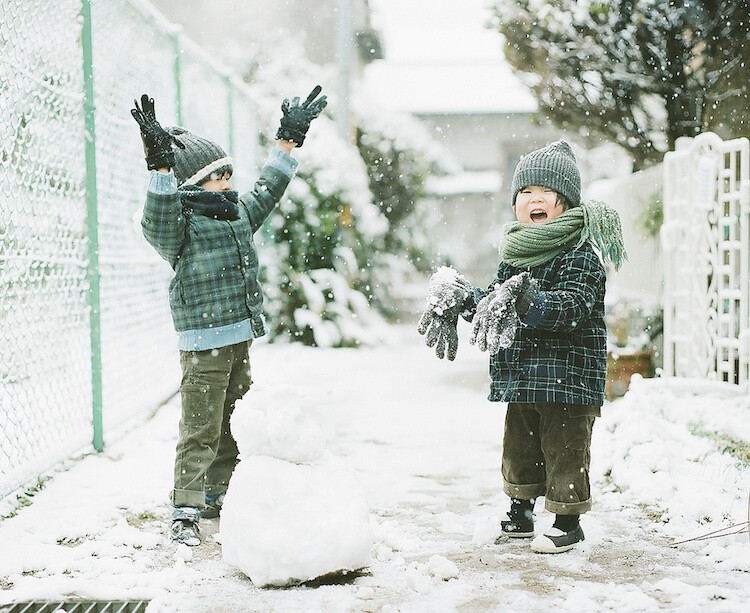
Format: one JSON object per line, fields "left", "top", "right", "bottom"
{"left": 336, "top": 0, "right": 353, "bottom": 141}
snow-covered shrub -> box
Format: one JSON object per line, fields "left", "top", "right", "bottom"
{"left": 257, "top": 112, "right": 390, "bottom": 346}
{"left": 218, "top": 39, "right": 392, "bottom": 346}
{"left": 352, "top": 98, "right": 459, "bottom": 317}
{"left": 223, "top": 36, "right": 455, "bottom": 341}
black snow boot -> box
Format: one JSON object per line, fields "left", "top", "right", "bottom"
{"left": 497, "top": 497, "right": 535, "bottom": 541}
{"left": 531, "top": 515, "right": 584, "bottom": 553}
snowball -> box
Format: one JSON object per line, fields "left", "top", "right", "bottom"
{"left": 221, "top": 454, "right": 372, "bottom": 587}
{"left": 230, "top": 387, "right": 328, "bottom": 464}
{"left": 426, "top": 554, "right": 459, "bottom": 581}
{"left": 471, "top": 514, "right": 501, "bottom": 545}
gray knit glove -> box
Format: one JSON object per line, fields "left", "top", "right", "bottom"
{"left": 514, "top": 273, "right": 541, "bottom": 317}
{"left": 417, "top": 267, "right": 472, "bottom": 360}
{"left": 470, "top": 272, "right": 532, "bottom": 353}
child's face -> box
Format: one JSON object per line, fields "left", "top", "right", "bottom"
{"left": 200, "top": 170, "right": 233, "bottom": 192}
{"left": 513, "top": 186, "right": 564, "bottom": 224}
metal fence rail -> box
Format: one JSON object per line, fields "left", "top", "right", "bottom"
{"left": 0, "top": 0, "right": 259, "bottom": 503}
{"left": 662, "top": 133, "right": 750, "bottom": 384}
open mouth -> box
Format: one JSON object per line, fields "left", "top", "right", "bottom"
{"left": 530, "top": 209, "right": 548, "bottom": 223}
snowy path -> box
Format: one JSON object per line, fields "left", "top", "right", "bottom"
{"left": 1, "top": 323, "right": 748, "bottom": 612}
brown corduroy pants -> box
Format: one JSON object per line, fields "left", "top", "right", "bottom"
{"left": 502, "top": 402, "right": 599, "bottom": 515}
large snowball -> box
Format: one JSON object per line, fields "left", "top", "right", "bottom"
{"left": 220, "top": 386, "right": 372, "bottom": 587}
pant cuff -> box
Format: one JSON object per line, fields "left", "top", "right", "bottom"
{"left": 503, "top": 480, "right": 546, "bottom": 500}
{"left": 544, "top": 497, "right": 592, "bottom": 514}
{"left": 172, "top": 488, "right": 205, "bottom": 509}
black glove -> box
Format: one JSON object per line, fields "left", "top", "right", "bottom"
{"left": 470, "top": 272, "right": 530, "bottom": 354}
{"left": 130, "top": 94, "right": 184, "bottom": 170}
{"left": 275, "top": 85, "right": 328, "bottom": 147}
{"left": 417, "top": 267, "right": 472, "bottom": 361}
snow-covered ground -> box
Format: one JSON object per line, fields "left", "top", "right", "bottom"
{"left": 1, "top": 322, "right": 749, "bottom": 612}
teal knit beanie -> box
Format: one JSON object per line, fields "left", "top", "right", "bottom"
{"left": 510, "top": 140, "right": 581, "bottom": 207}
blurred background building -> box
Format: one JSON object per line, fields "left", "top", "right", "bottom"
{"left": 149, "top": 0, "right": 629, "bottom": 282}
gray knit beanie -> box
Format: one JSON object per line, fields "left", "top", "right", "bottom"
{"left": 167, "top": 127, "right": 233, "bottom": 186}
{"left": 510, "top": 140, "right": 581, "bottom": 207}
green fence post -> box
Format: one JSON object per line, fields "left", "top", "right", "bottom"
{"left": 173, "top": 30, "right": 183, "bottom": 126}
{"left": 81, "top": 0, "right": 104, "bottom": 452}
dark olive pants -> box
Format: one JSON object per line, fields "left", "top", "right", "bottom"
{"left": 172, "top": 341, "right": 252, "bottom": 508}
{"left": 502, "top": 402, "right": 599, "bottom": 515}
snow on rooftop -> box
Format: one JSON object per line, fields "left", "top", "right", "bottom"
{"left": 425, "top": 169, "right": 502, "bottom": 196}
{"left": 369, "top": 0, "right": 503, "bottom": 63}
{"left": 364, "top": 0, "right": 537, "bottom": 114}
{"left": 362, "top": 61, "right": 537, "bottom": 115}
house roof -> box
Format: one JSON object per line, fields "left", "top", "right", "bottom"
{"left": 362, "top": 60, "right": 537, "bottom": 115}
{"left": 363, "top": 0, "right": 538, "bottom": 115}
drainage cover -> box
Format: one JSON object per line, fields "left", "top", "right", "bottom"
{"left": 0, "top": 602, "right": 150, "bottom": 613}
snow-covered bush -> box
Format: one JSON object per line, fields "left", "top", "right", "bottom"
{"left": 352, "top": 97, "right": 459, "bottom": 317}
{"left": 255, "top": 94, "right": 391, "bottom": 347}
{"left": 216, "top": 39, "right": 390, "bottom": 346}
{"left": 353, "top": 98, "right": 457, "bottom": 267}
{"left": 223, "top": 36, "right": 453, "bottom": 342}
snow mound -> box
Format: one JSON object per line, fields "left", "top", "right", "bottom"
{"left": 221, "top": 385, "right": 372, "bottom": 587}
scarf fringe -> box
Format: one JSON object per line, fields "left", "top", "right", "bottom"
{"left": 577, "top": 200, "right": 627, "bottom": 271}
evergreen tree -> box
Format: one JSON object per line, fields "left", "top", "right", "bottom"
{"left": 492, "top": 0, "right": 750, "bottom": 169}
{"left": 354, "top": 106, "right": 457, "bottom": 271}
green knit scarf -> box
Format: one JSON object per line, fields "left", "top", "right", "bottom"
{"left": 500, "top": 200, "right": 627, "bottom": 270}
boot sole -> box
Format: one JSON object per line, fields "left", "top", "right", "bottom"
{"left": 505, "top": 531, "right": 535, "bottom": 538}
{"left": 530, "top": 527, "right": 584, "bottom": 553}
{"left": 531, "top": 540, "right": 577, "bottom": 553}
{"left": 494, "top": 530, "right": 534, "bottom": 544}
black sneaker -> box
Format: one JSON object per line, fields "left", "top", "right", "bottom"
{"left": 496, "top": 514, "right": 535, "bottom": 541}
{"left": 171, "top": 506, "right": 201, "bottom": 546}
{"left": 201, "top": 493, "right": 224, "bottom": 519}
{"left": 531, "top": 524, "right": 585, "bottom": 553}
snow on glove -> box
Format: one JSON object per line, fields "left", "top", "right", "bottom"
{"left": 417, "top": 266, "right": 472, "bottom": 361}
{"left": 470, "top": 272, "right": 530, "bottom": 354}
{"left": 275, "top": 85, "right": 328, "bottom": 147}
{"left": 130, "top": 94, "right": 185, "bottom": 170}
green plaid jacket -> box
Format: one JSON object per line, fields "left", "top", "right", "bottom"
{"left": 141, "top": 165, "right": 291, "bottom": 336}
{"left": 476, "top": 242, "right": 607, "bottom": 406}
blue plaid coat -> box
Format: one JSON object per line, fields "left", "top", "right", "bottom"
{"left": 141, "top": 165, "right": 291, "bottom": 336}
{"left": 474, "top": 242, "right": 607, "bottom": 406}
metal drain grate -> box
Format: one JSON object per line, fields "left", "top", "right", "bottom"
{"left": 0, "top": 602, "right": 149, "bottom": 613}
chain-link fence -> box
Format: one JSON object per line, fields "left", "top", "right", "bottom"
{"left": 0, "top": 0, "right": 259, "bottom": 504}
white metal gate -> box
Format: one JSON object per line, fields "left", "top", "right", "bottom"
{"left": 662, "top": 133, "right": 750, "bottom": 384}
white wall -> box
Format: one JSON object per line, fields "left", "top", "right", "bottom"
{"left": 588, "top": 165, "right": 663, "bottom": 305}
